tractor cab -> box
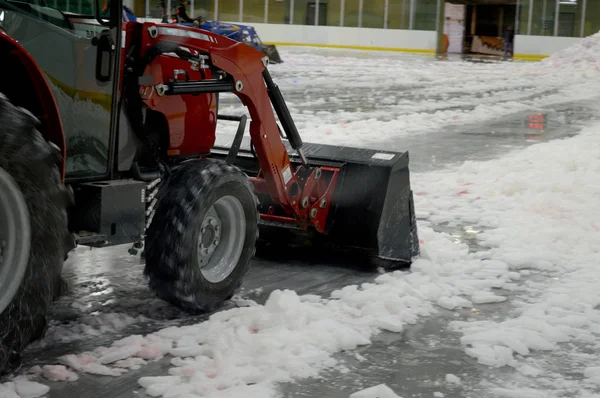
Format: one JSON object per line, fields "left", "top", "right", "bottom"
{"left": 0, "top": 0, "right": 132, "bottom": 179}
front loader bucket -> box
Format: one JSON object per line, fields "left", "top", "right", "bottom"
{"left": 211, "top": 142, "right": 419, "bottom": 269}
{"left": 261, "top": 44, "right": 283, "bottom": 64}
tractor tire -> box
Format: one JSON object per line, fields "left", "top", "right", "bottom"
{"left": 144, "top": 159, "right": 259, "bottom": 314}
{"left": 0, "top": 94, "right": 71, "bottom": 375}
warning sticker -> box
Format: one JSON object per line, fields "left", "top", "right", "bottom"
{"left": 372, "top": 152, "right": 395, "bottom": 160}
{"left": 282, "top": 165, "right": 293, "bottom": 185}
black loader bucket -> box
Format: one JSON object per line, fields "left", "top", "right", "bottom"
{"left": 210, "top": 69, "right": 417, "bottom": 270}
{"left": 261, "top": 44, "right": 283, "bottom": 64}
{"left": 211, "top": 142, "right": 419, "bottom": 270}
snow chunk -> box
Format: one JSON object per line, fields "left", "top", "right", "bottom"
{"left": 41, "top": 365, "right": 79, "bottom": 382}
{"left": 114, "top": 358, "right": 148, "bottom": 370}
{"left": 138, "top": 376, "right": 182, "bottom": 389}
{"left": 13, "top": 379, "right": 50, "bottom": 398}
{"left": 490, "top": 387, "right": 546, "bottom": 398}
{"left": 80, "top": 362, "right": 128, "bottom": 377}
{"left": 97, "top": 342, "right": 143, "bottom": 364}
{"left": 57, "top": 353, "right": 98, "bottom": 370}
{"left": 37, "top": 312, "right": 144, "bottom": 346}
{"left": 445, "top": 374, "right": 461, "bottom": 384}
{"left": 349, "top": 384, "right": 403, "bottom": 398}
{"left": 354, "top": 353, "right": 367, "bottom": 362}
{"left": 437, "top": 296, "right": 472, "bottom": 310}
{"left": 0, "top": 383, "right": 19, "bottom": 398}
{"left": 583, "top": 366, "right": 600, "bottom": 385}
{"left": 471, "top": 292, "right": 507, "bottom": 304}
{"left": 375, "top": 316, "right": 404, "bottom": 333}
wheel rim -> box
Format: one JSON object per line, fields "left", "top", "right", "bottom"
{"left": 0, "top": 167, "right": 31, "bottom": 315}
{"left": 197, "top": 195, "right": 246, "bottom": 284}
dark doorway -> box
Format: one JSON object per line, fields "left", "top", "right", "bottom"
{"left": 463, "top": 2, "right": 516, "bottom": 60}
{"left": 558, "top": 11, "right": 576, "bottom": 37}
{"left": 306, "top": 2, "right": 327, "bottom": 25}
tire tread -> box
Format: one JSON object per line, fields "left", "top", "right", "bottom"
{"left": 0, "top": 95, "right": 71, "bottom": 375}
{"left": 144, "top": 159, "right": 259, "bottom": 314}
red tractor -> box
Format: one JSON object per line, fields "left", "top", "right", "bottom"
{"left": 0, "top": 0, "right": 419, "bottom": 373}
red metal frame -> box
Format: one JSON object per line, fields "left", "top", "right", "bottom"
{"left": 138, "top": 22, "right": 340, "bottom": 232}
{"left": 255, "top": 166, "right": 340, "bottom": 233}
{"left": 141, "top": 52, "right": 218, "bottom": 155}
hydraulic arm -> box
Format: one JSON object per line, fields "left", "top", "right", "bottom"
{"left": 131, "top": 23, "right": 339, "bottom": 233}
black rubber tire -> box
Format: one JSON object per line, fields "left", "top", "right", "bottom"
{"left": 144, "top": 159, "right": 259, "bottom": 314}
{"left": 0, "top": 94, "right": 72, "bottom": 375}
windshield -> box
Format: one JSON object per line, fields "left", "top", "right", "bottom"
{"left": 0, "top": 0, "right": 117, "bottom": 38}
{"left": 8, "top": 0, "right": 96, "bottom": 13}
{"left": 0, "top": 0, "right": 95, "bottom": 17}
{"left": 0, "top": 0, "right": 75, "bottom": 30}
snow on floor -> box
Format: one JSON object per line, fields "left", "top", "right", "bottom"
{"left": 3, "top": 34, "right": 600, "bottom": 398}
{"left": 26, "top": 312, "right": 147, "bottom": 347}
{"left": 4, "top": 119, "right": 597, "bottom": 397}
{"left": 217, "top": 33, "right": 600, "bottom": 150}
{"left": 415, "top": 125, "right": 600, "bottom": 396}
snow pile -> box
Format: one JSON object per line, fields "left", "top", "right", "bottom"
{"left": 534, "top": 30, "right": 600, "bottom": 73}
{"left": 7, "top": 227, "right": 512, "bottom": 395}
{"left": 18, "top": 272, "right": 446, "bottom": 395}
{"left": 413, "top": 125, "right": 600, "bottom": 369}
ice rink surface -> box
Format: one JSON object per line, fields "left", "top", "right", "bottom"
{"left": 3, "top": 35, "right": 600, "bottom": 398}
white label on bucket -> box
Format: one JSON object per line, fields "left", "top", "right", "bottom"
{"left": 282, "top": 165, "right": 293, "bottom": 185}
{"left": 372, "top": 152, "right": 395, "bottom": 160}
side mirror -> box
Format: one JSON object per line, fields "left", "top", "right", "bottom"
{"left": 94, "top": 0, "right": 120, "bottom": 27}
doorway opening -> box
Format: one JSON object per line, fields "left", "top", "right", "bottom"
{"left": 463, "top": 2, "right": 517, "bottom": 61}
{"left": 306, "top": 2, "right": 327, "bottom": 25}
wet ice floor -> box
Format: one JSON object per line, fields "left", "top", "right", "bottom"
{"left": 7, "top": 48, "right": 600, "bottom": 397}
{"left": 20, "top": 103, "right": 600, "bottom": 398}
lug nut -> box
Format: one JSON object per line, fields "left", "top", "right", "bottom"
{"left": 214, "top": 240, "right": 219, "bottom": 246}
{"left": 310, "top": 208, "right": 318, "bottom": 218}
{"left": 302, "top": 197, "right": 309, "bottom": 208}
{"left": 320, "top": 199, "right": 327, "bottom": 208}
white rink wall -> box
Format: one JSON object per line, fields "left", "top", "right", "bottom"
{"left": 140, "top": 19, "right": 436, "bottom": 53}
{"left": 514, "top": 35, "right": 583, "bottom": 59}
{"left": 140, "top": 19, "right": 583, "bottom": 59}
{"left": 243, "top": 23, "right": 437, "bottom": 53}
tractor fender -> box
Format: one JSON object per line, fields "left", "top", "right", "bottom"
{"left": 0, "top": 31, "right": 66, "bottom": 181}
